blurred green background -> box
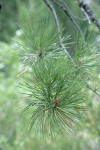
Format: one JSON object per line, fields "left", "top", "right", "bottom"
{"left": 0, "top": 0, "right": 100, "bottom": 149}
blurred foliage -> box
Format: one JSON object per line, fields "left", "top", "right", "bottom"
{"left": 0, "top": 0, "right": 18, "bottom": 42}
{"left": 0, "top": 0, "right": 100, "bottom": 150}
{"left": 0, "top": 0, "right": 33, "bottom": 42}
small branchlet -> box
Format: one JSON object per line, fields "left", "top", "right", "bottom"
{"left": 79, "top": 1, "right": 100, "bottom": 31}
{"left": 85, "top": 82, "right": 100, "bottom": 97}
{"left": 43, "top": 0, "right": 72, "bottom": 59}
{"left": 53, "top": 0, "right": 84, "bottom": 37}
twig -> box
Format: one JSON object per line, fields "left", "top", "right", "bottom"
{"left": 74, "top": 16, "right": 87, "bottom": 21}
{"left": 53, "top": 0, "right": 84, "bottom": 38}
{"left": 85, "top": 81, "right": 100, "bottom": 97}
{"left": 43, "top": 0, "right": 72, "bottom": 59}
{"left": 79, "top": 0, "right": 100, "bottom": 31}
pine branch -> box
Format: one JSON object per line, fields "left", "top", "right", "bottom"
{"left": 79, "top": 0, "right": 100, "bottom": 31}
{"left": 53, "top": 0, "right": 100, "bottom": 97}
{"left": 43, "top": 0, "right": 100, "bottom": 98}
{"left": 17, "top": 0, "right": 100, "bottom": 137}
{"left": 43, "top": 0, "right": 72, "bottom": 59}
{"left": 20, "top": 56, "right": 87, "bottom": 135}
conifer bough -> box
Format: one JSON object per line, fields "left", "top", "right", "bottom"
{"left": 21, "top": 56, "right": 87, "bottom": 136}
{"left": 18, "top": 0, "right": 100, "bottom": 137}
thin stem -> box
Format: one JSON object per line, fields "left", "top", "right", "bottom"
{"left": 85, "top": 81, "right": 100, "bottom": 97}
{"left": 53, "top": 0, "right": 84, "bottom": 38}
{"left": 43, "top": 0, "right": 72, "bottom": 59}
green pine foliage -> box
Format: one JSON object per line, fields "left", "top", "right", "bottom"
{"left": 18, "top": 17, "right": 59, "bottom": 63}
{"left": 0, "top": 0, "right": 100, "bottom": 149}
{"left": 15, "top": 0, "right": 100, "bottom": 138}
{"left": 20, "top": 55, "right": 87, "bottom": 136}
{"left": 73, "top": 34, "right": 100, "bottom": 79}
{"left": 17, "top": 21, "right": 87, "bottom": 137}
